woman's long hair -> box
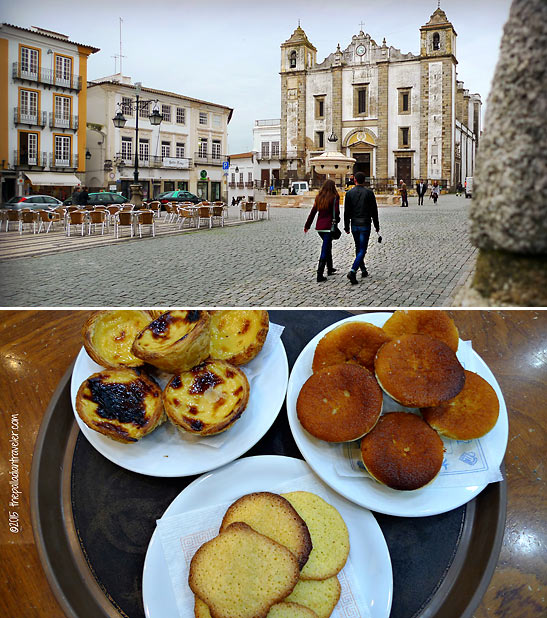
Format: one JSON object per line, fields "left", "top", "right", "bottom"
{"left": 314, "top": 179, "right": 338, "bottom": 211}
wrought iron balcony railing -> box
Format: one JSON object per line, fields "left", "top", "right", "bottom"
{"left": 13, "top": 150, "right": 47, "bottom": 167}
{"left": 49, "top": 113, "right": 79, "bottom": 130}
{"left": 49, "top": 153, "right": 79, "bottom": 168}
{"left": 12, "top": 62, "right": 82, "bottom": 90}
{"left": 13, "top": 108, "right": 47, "bottom": 127}
{"left": 193, "top": 152, "right": 228, "bottom": 167}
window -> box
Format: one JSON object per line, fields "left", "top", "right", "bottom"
{"left": 20, "top": 90, "right": 38, "bottom": 123}
{"left": 398, "top": 89, "right": 411, "bottom": 114}
{"left": 433, "top": 32, "right": 440, "bottom": 51}
{"left": 55, "top": 55, "right": 72, "bottom": 87}
{"left": 289, "top": 50, "right": 296, "bottom": 68}
{"left": 316, "top": 131, "right": 324, "bottom": 149}
{"left": 248, "top": 172, "right": 253, "bottom": 182}
{"left": 212, "top": 139, "right": 221, "bottom": 160}
{"left": 198, "top": 138, "right": 208, "bottom": 158}
{"left": 54, "top": 135, "right": 71, "bottom": 166}
{"left": 271, "top": 141, "right": 280, "bottom": 157}
{"left": 20, "top": 132, "right": 38, "bottom": 165}
{"left": 121, "top": 137, "right": 132, "bottom": 161}
{"left": 139, "top": 138, "right": 149, "bottom": 161}
{"left": 199, "top": 112, "right": 208, "bottom": 125}
{"left": 261, "top": 142, "right": 270, "bottom": 158}
{"left": 239, "top": 172, "right": 244, "bottom": 184}
{"left": 353, "top": 86, "right": 368, "bottom": 116}
{"left": 139, "top": 104, "right": 149, "bottom": 118}
{"left": 162, "top": 104, "right": 171, "bottom": 122}
{"left": 315, "top": 96, "right": 325, "bottom": 119}
{"left": 161, "top": 141, "right": 171, "bottom": 158}
{"left": 121, "top": 97, "right": 133, "bottom": 115}
{"left": 54, "top": 95, "right": 71, "bottom": 128}
{"left": 399, "top": 127, "right": 410, "bottom": 148}
{"left": 231, "top": 173, "right": 235, "bottom": 183}
{"left": 213, "top": 114, "right": 222, "bottom": 128}
{"left": 20, "top": 47, "right": 39, "bottom": 79}
{"left": 175, "top": 142, "right": 185, "bottom": 158}
{"left": 176, "top": 107, "right": 186, "bottom": 124}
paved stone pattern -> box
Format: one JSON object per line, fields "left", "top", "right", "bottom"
{"left": 0, "top": 195, "right": 476, "bottom": 307}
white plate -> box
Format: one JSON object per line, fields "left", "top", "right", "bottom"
{"left": 70, "top": 337, "right": 288, "bottom": 477}
{"left": 142, "top": 455, "right": 393, "bottom": 618}
{"left": 286, "top": 312, "right": 509, "bottom": 517}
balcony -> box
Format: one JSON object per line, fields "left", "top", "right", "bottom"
{"left": 13, "top": 150, "right": 47, "bottom": 168}
{"left": 49, "top": 113, "right": 79, "bottom": 131}
{"left": 13, "top": 108, "right": 47, "bottom": 127}
{"left": 12, "top": 62, "right": 82, "bottom": 91}
{"left": 255, "top": 119, "right": 281, "bottom": 127}
{"left": 193, "top": 152, "right": 228, "bottom": 167}
{"left": 115, "top": 154, "right": 193, "bottom": 170}
{"left": 256, "top": 152, "right": 280, "bottom": 162}
{"left": 49, "top": 153, "right": 79, "bottom": 169}
{"left": 245, "top": 182, "right": 254, "bottom": 188}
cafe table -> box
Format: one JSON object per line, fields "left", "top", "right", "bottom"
{"left": 0, "top": 310, "right": 544, "bottom": 617}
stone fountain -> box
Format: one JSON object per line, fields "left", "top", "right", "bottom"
{"left": 309, "top": 131, "right": 355, "bottom": 185}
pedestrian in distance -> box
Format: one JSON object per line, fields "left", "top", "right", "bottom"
{"left": 77, "top": 186, "right": 89, "bottom": 207}
{"left": 430, "top": 181, "right": 440, "bottom": 204}
{"left": 400, "top": 181, "right": 408, "bottom": 208}
{"left": 456, "top": 181, "right": 463, "bottom": 197}
{"left": 416, "top": 179, "right": 428, "bottom": 205}
{"left": 71, "top": 186, "right": 80, "bottom": 204}
{"left": 304, "top": 179, "right": 340, "bottom": 282}
{"left": 344, "top": 171, "right": 380, "bottom": 285}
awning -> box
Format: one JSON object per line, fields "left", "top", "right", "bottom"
{"left": 24, "top": 172, "right": 81, "bottom": 186}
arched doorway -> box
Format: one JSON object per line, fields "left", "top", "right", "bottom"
{"left": 353, "top": 152, "right": 371, "bottom": 183}
{"left": 343, "top": 129, "right": 377, "bottom": 185}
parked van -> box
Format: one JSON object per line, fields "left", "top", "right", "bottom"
{"left": 290, "top": 181, "right": 309, "bottom": 195}
{"left": 464, "top": 177, "right": 473, "bottom": 198}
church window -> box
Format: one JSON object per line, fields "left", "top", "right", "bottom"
{"left": 316, "top": 131, "right": 324, "bottom": 149}
{"left": 398, "top": 88, "right": 411, "bottom": 114}
{"left": 353, "top": 85, "right": 368, "bottom": 117}
{"left": 399, "top": 127, "right": 410, "bottom": 148}
{"left": 433, "top": 32, "right": 440, "bottom": 51}
{"left": 315, "top": 96, "right": 325, "bottom": 119}
{"left": 289, "top": 50, "right": 297, "bottom": 68}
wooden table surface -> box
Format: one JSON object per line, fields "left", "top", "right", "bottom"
{"left": 0, "top": 310, "right": 545, "bottom": 618}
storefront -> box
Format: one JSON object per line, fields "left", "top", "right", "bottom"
{"left": 24, "top": 172, "right": 82, "bottom": 201}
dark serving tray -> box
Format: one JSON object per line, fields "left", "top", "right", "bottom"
{"left": 31, "top": 310, "right": 507, "bottom": 618}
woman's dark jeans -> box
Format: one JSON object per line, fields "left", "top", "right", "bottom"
{"left": 318, "top": 231, "right": 332, "bottom": 261}
{"left": 351, "top": 225, "right": 371, "bottom": 271}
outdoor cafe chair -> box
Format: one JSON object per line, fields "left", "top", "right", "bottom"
{"left": 115, "top": 211, "right": 134, "bottom": 238}
{"left": 211, "top": 205, "right": 224, "bottom": 227}
{"left": 66, "top": 210, "right": 86, "bottom": 236}
{"left": 6, "top": 210, "right": 21, "bottom": 231}
{"left": 38, "top": 209, "right": 62, "bottom": 234}
{"left": 121, "top": 203, "right": 134, "bottom": 211}
{"left": 164, "top": 203, "right": 178, "bottom": 223}
{"left": 256, "top": 202, "right": 269, "bottom": 220}
{"left": 147, "top": 201, "right": 161, "bottom": 217}
{"left": 19, "top": 210, "right": 40, "bottom": 234}
{"left": 240, "top": 202, "right": 254, "bottom": 221}
{"left": 176, "top": 207, "right": 195, "bottom": 229}
{"left": 88, "top": 210, "right": 106, "bottom": 235}
{"left": 137, "top": 210, "right": 155, "bottom": 237}
{"left": 197, "top": 206, "right": 213, "bottom": 229}
{"left": 0, "top": 210, "right": 6, "bottom": 228}
{"left": 66, "top": 205, "right": 79, "bottom": 213}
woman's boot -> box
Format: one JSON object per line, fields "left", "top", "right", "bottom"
{"left": 317, "top": 260, "right": 327, "bottom": 282}
{"left": 327, "top": 255, "right": 337, "bottom": 275}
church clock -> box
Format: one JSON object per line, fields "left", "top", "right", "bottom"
{"left": 356, "top": 44, "right": 366, "bottom": 56}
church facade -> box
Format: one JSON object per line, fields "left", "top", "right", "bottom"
{"left": 279, "top": 8, "right": 481, "bottom": 189}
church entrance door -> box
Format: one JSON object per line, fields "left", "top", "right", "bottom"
{"left": 353, "top": 153, "right": 371, "bottom": 184}
{"left": 396, "top": 157, "right": 411, "bottom": 187}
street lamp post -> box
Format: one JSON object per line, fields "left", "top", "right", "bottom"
{"left": 112, "top": 82, "right": 162, "bottom": 205}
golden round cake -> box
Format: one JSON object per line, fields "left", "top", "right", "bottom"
{"left": 163, "top": 359, "right": 250, "bottom": 435}
{"left": 75, "top": 368, "right": 164, "bottom": 443}
{"left": 382, "top": 310, "right": 459, "bottom": 353}
{"left": 209, "top": 309, "right": 269, "bottom": 365}
{"left": 82, "top": 310, "right": 153, "bottom": 368}
{"left": 360, "top": 412, "right": 445, "bottom": 490}
{"left": 312, "top": 321, "right": 392, "bottom": 373}
{"left": 297, "top": 364, "right": 383, "bottom": 442}
{"left": 374, "top": 334, "right": 465, "bottom": 408}
{"left": 421, "top": 370, "right": 500, "bottom": 440}
{"left": 131, "top": 310, "right": 211, "bottom": 372}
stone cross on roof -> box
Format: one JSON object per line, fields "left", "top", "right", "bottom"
{"left": 359, "top": 21, "right": 365, "bottom": 32}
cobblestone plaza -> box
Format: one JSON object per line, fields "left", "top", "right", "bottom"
{"left": 0, "top": 195, "right": 476, "bottom": 307}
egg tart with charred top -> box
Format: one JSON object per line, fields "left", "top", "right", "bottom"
{"left": 163, "top": 359, "right": 250, "bottom": 436}
{"left": 131, "top": 310, "right": 211, "bottom": 372}
{"left": 82, "top": 310, "right": 153, "bottom": 368}
{"left": 209, "top": 309, "right": 269, "bottom": 365}
{"left": 75, "top": 368, "right": 165, "bottom": 443}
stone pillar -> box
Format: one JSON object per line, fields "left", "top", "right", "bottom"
{"left": 130, "top": 184, "right": 143, "bottom": 207}
{"left": 466, "top": 0, "right": 547, "bottom": 306}
{"left": 441, "top": 59, "right": 454, "bottom": 186}
{"left": 331, "top": 66, "right": 343, "bottom": 150}
{"left": 376, "top": 61, "right": 389, "bottom": 180}
{"left": 419, "top": 61, "right": 430, "bottom": 181}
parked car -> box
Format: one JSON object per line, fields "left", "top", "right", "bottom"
{"left": 464, "top": 177, "right": 473, "bottom": 199}
{"left": 155, "top": 190, "right": 200, "bottom": 205}
{"left": 0, "top": 195, "right": 63, "bottom": 210}
{"left": 63, "top": 192, "right": 128, "bottom": 206}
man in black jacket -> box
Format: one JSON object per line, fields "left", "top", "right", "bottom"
{"left": 343, "top": 172, "right": 380, "bottom": 284}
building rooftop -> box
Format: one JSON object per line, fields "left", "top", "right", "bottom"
{"left": 1, "top": 23, "right": 100, "bottom": 52}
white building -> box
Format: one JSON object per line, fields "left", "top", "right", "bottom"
{"left": 0, "top": 23, "right": 99, "bottom": 201}
{"left": 86, "top": 74, "right": 233, "bottom": 201}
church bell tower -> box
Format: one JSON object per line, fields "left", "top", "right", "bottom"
{"left": 280, "top": 25, "right": 316, "bottom": 181}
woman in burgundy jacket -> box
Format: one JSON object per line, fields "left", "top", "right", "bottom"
{"left": 304, "top": 179, "right": 340, "bottom": 282}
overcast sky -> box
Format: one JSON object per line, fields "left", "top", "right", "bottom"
{"left": 3, "top": 0, "right": 512, "bottom": 153}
